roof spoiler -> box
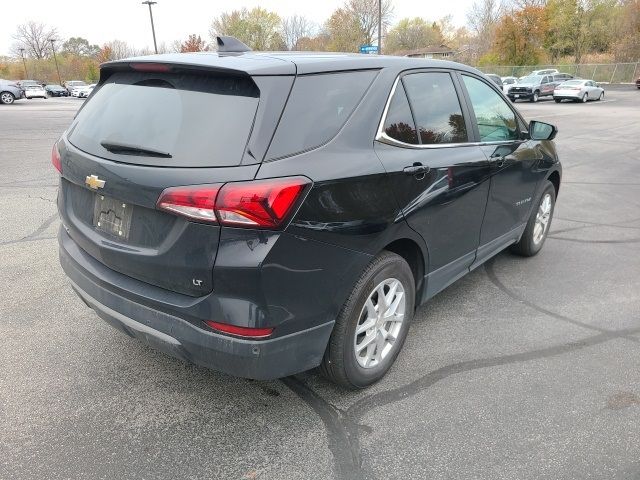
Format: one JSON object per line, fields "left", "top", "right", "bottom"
{"left": 216, "top": 36, "right": 252, "bottom": 53}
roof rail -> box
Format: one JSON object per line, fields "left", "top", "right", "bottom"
{"left": 216, "top": 36, "right": 252, "bottom": 53}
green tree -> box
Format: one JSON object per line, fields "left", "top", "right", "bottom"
{"left": 210, "top": 8, "right": 285, "bottom": 50}
{"left": 61, "top": 37, "right": 99, "bottom": 57}
{"left": 385, "top": 18, "right": 444, "bottom": 53}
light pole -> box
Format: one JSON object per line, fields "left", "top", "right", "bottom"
{"left": 19, "top": 48, "right": 28, "bottom": 78}
{"left": 50, "top": 39, "right": 62, "bottom": 85}
{"left": 378, "top": 0, "right": 382, "bottom": 55}
{"left": 142, "top": 1, "right": 158, "bottom": 54}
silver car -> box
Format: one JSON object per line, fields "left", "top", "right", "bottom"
{"left": 553, "top": 79, "right": 604, "bottom": 103}
{"left": 0, "top": 79, "right": 24, "bottom": 105}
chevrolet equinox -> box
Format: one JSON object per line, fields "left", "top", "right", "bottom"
{"left": 56, "top": 37, "right": 561, "bottom": 388}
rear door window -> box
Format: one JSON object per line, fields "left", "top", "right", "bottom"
{"left": 266, "top": 70, "right": 378, "bottom": 160}
{"left": 382, "top": 82, "right": 418, "bottom": 145}
{"left": 402, "top": 72, "right": 469, "bottom": 145}
{"left": 68, "top": 71, "right": 260, "bottom": 167}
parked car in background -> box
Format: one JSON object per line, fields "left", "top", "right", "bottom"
{"left": 553, "top": 79, "right": 604, "bottom": 103}
{"left": 485, "top": 74, "right": 503, "bottom": 89}
{"left": 76, "top": 84, "right": 96, "bottom": 98}
{"left": 55, "top": 45, "right": 562, "bottom": 388}
{"left": 64, "top": 80, "right": 87, "bottom": 94}
{"left": 46, "top": 85, "right": 69, "bottom": 97}
{"left": 508, "top": 74, "right": 557, "bottom": 102}
{"left": 24, "top": 84, "right": 47, "bottom": 99}
{"left": 0, "top": 79, "right": 24, "bottom": 104}
{"left": 553, "top": 73, "right": 574, "bottom": 83}
{"left": 530, "top": 68, "right": 559, "bottom": 76}
{"left": 17, "top": 79, "right": 42, "bottom": 88}
{"left": 501, "top": 76, "right": 518, "bottom": 94}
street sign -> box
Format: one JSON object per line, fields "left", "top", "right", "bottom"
{"left": 359, "top": 45, "right": 379, "bottom": 54}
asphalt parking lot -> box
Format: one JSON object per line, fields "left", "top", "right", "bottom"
{"left": 1, "top": 87, "right": 640, "bottom": 480}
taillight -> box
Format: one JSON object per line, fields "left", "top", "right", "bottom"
{"left": 156, "top": 177, "right": 310, "bottom": 229}
{"left": 216, "top": 177, "right": 309, "bottom": 228}
{"left": 51, "top": 143, "right": 62, "bottom": 173}
{"left": 205, "top": 320, "right": 274, "bottom": 339}
{"left": 157, "top": 184, "right": 220, "bottom": 222}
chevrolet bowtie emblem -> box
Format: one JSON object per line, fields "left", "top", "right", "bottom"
{"left": 85, "top": 175, "right": 105, "bottom": 190}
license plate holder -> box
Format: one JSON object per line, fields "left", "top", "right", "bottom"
{"left": 93, "top": 194, "right": 133, "bottom": 240}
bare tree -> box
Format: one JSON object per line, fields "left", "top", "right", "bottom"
{"left": 281, "top": 15, "right": 315, "bottom": 50}
{"left": 346, "top": 0, "right": 394, "bottom": 46}
{"left": 12, "top": 21, "right": 57, "bottom": 59}
{"left": 467, "top": 0, "right": 504, "bottom": 55}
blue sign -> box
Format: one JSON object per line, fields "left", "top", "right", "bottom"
{"left": 359, "top": 45, "right": 379, "bottom": 54}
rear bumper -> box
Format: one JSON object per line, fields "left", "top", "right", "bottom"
{"left": 59, "top": 227, "right": 335, "bottom": 380}
{"left": 553, "top": 93, "right": 581, "bottom": 100}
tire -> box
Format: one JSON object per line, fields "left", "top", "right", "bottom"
{"left": 509, "top": 97, "right": 516, "bottom": 103}
{"left": 320, "top": 251, "right": 415, "bottom": 389}
{"left": 0, "top": 91, "right": 15, "bottom": 105}
{"left": 582, "top": 93, "right": 588, "bottom": 103}
{"left": 598, "top": 91, "right": 604, "bottom": 101}
{"left": 530, "top": 91, "right": 539, "bottom": 103}
{"left": 554, "top": 98, "right": 561, "bottom": 103}
{"left": 510, "top": 181, "right": 556, "bottom": 257}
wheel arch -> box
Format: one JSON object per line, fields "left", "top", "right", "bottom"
{"left": 382, "top": 237, "right": 427, "bottom": 306}
{"left": 547, "top": 169, "right": 561, "bottom": 199}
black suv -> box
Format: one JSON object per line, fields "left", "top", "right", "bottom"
{"left": 55, "top": 39, "right": 561, "bottom": 388}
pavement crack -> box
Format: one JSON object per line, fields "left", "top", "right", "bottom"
{"left": 0, "top": 213, "right": 59, "bottom": 247}
{"left": 345, "top": 325, "right": 640, "bottom": 423}
{"left": 484, "top": 257, "right": 638, "bottom": 341}
{"left": 282, "top": 376, "right": 364, "bottom": 480}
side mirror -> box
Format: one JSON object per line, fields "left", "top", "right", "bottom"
{"left": 529, "top": 120, "right": 557, "bottom": 141}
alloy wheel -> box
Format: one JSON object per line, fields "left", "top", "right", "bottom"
{"left": 533, "top": 193, "right": 552, "bottom": 245}
{"left": 1, "top": 92, "right": 15, "bottom": 104}
{"left": 353, "top": 278, "right": 406, "bottom": 369}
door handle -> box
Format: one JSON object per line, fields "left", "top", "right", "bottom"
{"left": 403, "top": 163, "right": 430, "bottom": 176}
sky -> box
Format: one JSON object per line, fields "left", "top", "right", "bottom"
{"left": 1, "top": 0, "right": 474, "bottom": 56}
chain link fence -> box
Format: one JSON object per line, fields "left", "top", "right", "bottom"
{"left": 479, "top": 63, "right": 640, "bottom": 83}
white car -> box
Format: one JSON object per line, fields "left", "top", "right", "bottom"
{"left": 553, "top": 79, "right": 604, "bottom": 103}
{"left": 24, "top": 85, "right": 47, "bottom": 99}
{"left": 75, "top": 84, "right": 96, "bottom": 98}
{"left": 501, "top": 76, "right": 518, "bottom": 94}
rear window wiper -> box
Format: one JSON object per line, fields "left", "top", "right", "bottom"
{"left": 100, "top": 141, "right": 172, "bottom": 158}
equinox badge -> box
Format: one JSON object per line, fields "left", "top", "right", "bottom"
{"left": 85, "top": 175, "right": 105, "bottom": 190}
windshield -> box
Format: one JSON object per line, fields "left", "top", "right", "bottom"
{"left": 68, "top": 70, "right": 260, "bottom": 167}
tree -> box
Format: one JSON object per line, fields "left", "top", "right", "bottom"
{"left": 385, "top": 18, "right": 444, "bottom": 53}
{"left": 180, "top": 34, "right": 207, "bottom": 52}
{"left": 613, "top": 0, "right": 640, "bottom": 61}
{"left": 61, "top": 37, "right": 99, "bottom": 57}
{"left": 296, "top": 33, "right": 331, "bottom": 51}
{"left": 345, "top": 0, "right": 394, "bottom": 47}
{"left": 467, "top": 0, "right": 504, "bottom": 56}
{"left": 493, "top": 6, "right": 549, "bottom": 64}
{"left": 210, "top": 8, "right": 285, "bottom": 50}
{"left": 12, "top": 21, "right": 57, "bottom": 59}
{"left": 97, "top": 40, "right": 138, "bottom": 62}
{"left": 545, "top": 0, "right": 617, "bottom": 63}
{"left": 325, "top": 8, "right": 364, "bottom": 51}
{"left": 281, "top": 15, "right": 315, "bottom": 50}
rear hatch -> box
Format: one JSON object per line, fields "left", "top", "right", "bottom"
{"left": 58, "top": 59, "right": 293, "bottom": 296}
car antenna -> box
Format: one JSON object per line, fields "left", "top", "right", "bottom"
{"left": 216, "top": 36, "right": 252, "bottom": 53}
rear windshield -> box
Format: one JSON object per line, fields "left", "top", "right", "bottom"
{"left": 68, "top": 71, "right": 259, "bottom": 167}
{"left": 266, "top": 70, "right": 378, "bottom": 160}
{"left": 561, "top": 80, "right": 582, "bottom": 85}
